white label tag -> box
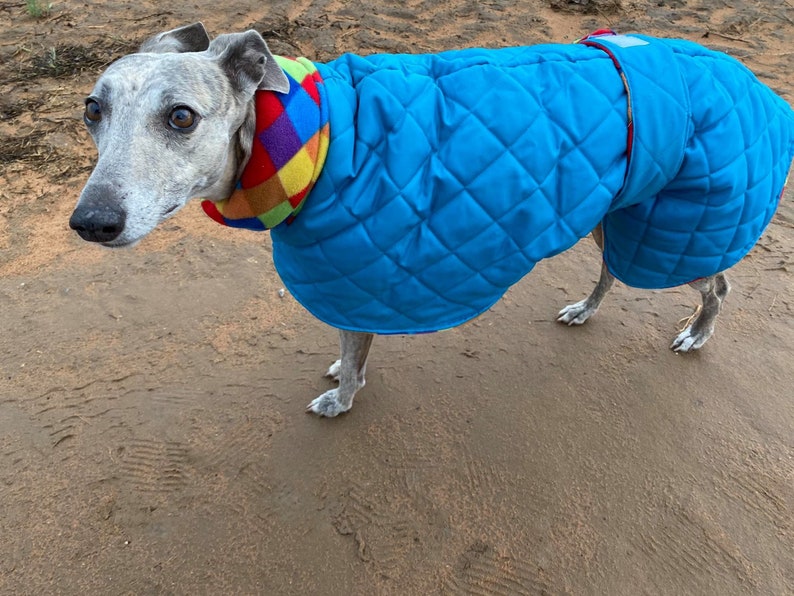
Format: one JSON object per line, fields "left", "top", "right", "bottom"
{"left": 599, "top": 35, "right": 649, "bottom": 48}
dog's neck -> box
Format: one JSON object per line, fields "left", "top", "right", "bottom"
{"left": 202, "top": 56, "right": 330, "bottom": 230}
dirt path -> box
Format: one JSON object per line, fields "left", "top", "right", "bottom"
{"left": 1, "top": 1, "right": 792, "bottom": 593}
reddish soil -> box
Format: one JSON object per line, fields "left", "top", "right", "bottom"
{"left": 1, "top": 0, "right": 792, "bottom": 593}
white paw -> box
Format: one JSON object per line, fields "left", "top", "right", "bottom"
{"left": 671, "top": 326, "right": 711, "bottom": 352}
{"left": 325, "top": 359, "right": 341, "bottom": 382}
{"left": 306, "top": 389, "right": 350, "bottom": 417}
{"left": 557, "top": 299, "right": 597, "bottom": 325}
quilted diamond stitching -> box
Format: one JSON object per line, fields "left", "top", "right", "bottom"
{"left": 291, "top": 52, "right": 630, "bottom": 327}
{"left": 273, "top": 39, "right": 792, "bottom": 330}
{"left": 604, "top": 45, "right": 791, "bottom": 288}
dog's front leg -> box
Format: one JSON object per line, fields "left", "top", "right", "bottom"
{"left": 557, "top": 224, "right": 615, "bottom": 325}
{"left": 306, "top": 330, "right": 374, "bottom": 417}
{"left": 557, "top": 260, "right": 615, "bottom": 325}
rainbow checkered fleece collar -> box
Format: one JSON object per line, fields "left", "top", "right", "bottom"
{"left": 201, "top": 56, "right": 330, "bottom": 230}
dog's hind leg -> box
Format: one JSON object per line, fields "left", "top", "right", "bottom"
{"left": 671, "top": 273, "right": 730, "bottom": 352}
{"left": 307, "top": 330, "right": 374, "bottom": 417}
{"left": 557, "top": 224, "right": 616, "bottom": 325}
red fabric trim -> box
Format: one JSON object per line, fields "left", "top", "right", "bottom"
{"left": 289, "top": 186, "right": 309, "bottom": 208}
{"left": 201, "top": 200, "right": 228, "bottom": 226}
{"left": 256, "top": 92, "right": 285, "bottom": 131}
{"left": 580, "top": 38, "right": 634, "bottom": 175}
{"left": 302, "top": 76, "right": 321, "bottom": 104}
{"left": 240, "top": 133, "right": 278, "bottom": 188}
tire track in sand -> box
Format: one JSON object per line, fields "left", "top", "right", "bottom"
{"left": 632, "top": 498, "right": 757, "bottom": 592}
{"left": 119, "top": 439, "right": 189, "bottom": 495}
{"left": 443, "top": 540, "right": 554, "bottom": 596}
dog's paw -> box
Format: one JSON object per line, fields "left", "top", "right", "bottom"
{"left": 306, "top": 389, "right": 351, "bottom": 417}
{"left": 325, "top": 359, "right": 341, "bottom": 382}
{"left": 557, "top": 299, "right": 597, "bottom": 325}
{"left": 671, "top": 326, "right": 712, "bottom": 352}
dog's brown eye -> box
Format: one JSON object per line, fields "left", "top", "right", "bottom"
{"left": 168, "top": 106, "right": 196, "bottom": 130}
{"left": 84, "top": 99, "right": 102, "bottom": 124}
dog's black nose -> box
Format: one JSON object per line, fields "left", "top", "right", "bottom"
{"left": 69, "top": 203, "right": 126, "bottom": 243}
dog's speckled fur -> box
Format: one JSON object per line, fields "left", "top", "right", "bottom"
{"left": 72, "top": 23, "right": 733, "bottom": 417}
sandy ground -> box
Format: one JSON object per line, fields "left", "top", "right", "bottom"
{"left": 0, "top": 0, "right": 792, "bottom": 593}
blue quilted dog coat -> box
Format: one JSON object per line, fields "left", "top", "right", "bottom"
{"left": 238, "top": 33, "right": 794, "bottom": 334}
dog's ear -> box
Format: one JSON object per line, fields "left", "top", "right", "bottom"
{"left": 208, "top": 31, "right": 290, "bottom": 96}
{"left": 139, "top": 22, "right": 211, "bottom": 54}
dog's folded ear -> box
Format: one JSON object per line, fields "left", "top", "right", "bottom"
{"left": 208, "top": 31, "right": 291, "bottom": 96}
{"left": 139, "top": 22, "right": 211, "bottom": 54}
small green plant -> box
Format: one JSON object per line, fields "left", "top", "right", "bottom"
{"left": 25, "top": 0, "right": 52, "bottom": 19}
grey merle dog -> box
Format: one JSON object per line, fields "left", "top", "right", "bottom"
{"left": 71, "top": 24, "right": 793, "bottom": 416}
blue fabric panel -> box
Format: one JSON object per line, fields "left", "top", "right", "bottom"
{"left": 270, "top": 37, "right": 794, "bottom": 333}
{"left": 272, "top": 45, "right": 629, "bottom": 333}
{"left": 581, "top": 35, "right": 691, "bottom": 211}
{"left": 602, "top": 38, "right": 794, "bottom": 288}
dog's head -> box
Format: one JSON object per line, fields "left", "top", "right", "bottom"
{"left": 70, "top": 23, "right": 289, "bottom": 247}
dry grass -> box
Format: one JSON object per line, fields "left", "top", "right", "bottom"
{"left": 0, "top": 128, "right": 53, "bottom": 165}
{"left": 18, "top": 41, "right": 137, "bottom": 80}
{"left": 548, "top": 0, "right": 623, "bottom": 14}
